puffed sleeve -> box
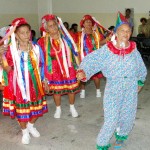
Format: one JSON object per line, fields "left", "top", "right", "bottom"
{"left": 135, "top": 50, "right": 147, "bottom": 86}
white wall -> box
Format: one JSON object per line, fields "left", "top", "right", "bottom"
{"left": 0, "top": 0, "right": 53, "bottom": 37}
{"left": 37, "top": 0, "right": 53, "bottom": 32}
{"left": 0, "top": 0, "right": 150, "bottom": 37}
{"left": 53, "top": 0, "right": 150, "bottom": 36}
{"left": 0, "top": 0, "right": 39, "bottom": 36}
{"left": 53, "top": 0, "right": 150, "bottom": 13}
{"left": 0, "top": 0, "right": 37, "bottom": 14}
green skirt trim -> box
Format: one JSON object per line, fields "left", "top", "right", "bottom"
{"left": 115, "top": 132, "right": 128, "bottom": 141}
{"left": 96, "top": 144, "right": 111, "bottom": 150}
{"left": 49, "top": 87, "right": 80, "bottom": 95}
{"left": 3, "top": 96, "right": 46, "bottom": 108}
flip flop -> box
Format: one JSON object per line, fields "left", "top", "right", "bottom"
{"left": 114, "top": 140, "right": 124, "bottom": 149}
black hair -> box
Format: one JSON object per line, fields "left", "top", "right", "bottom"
{"left": 140, "top": 17, "right": 147, "bottom": 23}
{"left": 63, "top": 22, "right": 69, "bottom": 29}
{"left": 126, "top": 8, "right": 131, "bottom": 13}
{"left": 108, "top": 26, "right": 115, "bottom": 31}
{"left": 71, "top": 23, "right": 78, "bottom": 28}
{"left": 31, "top": 30, "right": 36, "bottom": 36}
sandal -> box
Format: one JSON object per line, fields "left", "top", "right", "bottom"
{"left": 114, "top": 140, "right": 124, "bottom": 149}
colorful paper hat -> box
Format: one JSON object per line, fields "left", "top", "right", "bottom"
{"left": 80, "top": 15, "right": 95, "bottom": 28}
{"left": 11, "top": 17, "right": 28, "bottom": 27}
{"left": 40, "top": 14, "right": 57, "bottom": 32}
{"left": 114, "top": 12, "right": 129, "bottom": 32}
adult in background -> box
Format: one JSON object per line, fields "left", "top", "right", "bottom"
{"left": 70, "top": 23, "right": 78, "bottom": 33}
{"left": 63, "top": 21, "right": 70, "bottom": 31}
{"left": 77, "top": 14, "right": 111, "bottom": 98}
{"left": 38, "top": 14, "right": 80, "bottom": 119}
{"left": 0, "top": 31, "right": 8, "bottom": 110}
{"left": 125, "top": 8, "right": 134, "bottom": 34}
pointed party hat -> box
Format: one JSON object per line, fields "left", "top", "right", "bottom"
{"left": 114, "top": 12, "right": 129, "bottom": 32}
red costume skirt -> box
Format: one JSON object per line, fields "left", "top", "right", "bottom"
{"left": 2, "top": 71, "right": 48, "bottom": 122}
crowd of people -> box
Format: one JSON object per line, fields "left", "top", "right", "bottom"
{"left": 0, "top": 10, "right": 147, "bottom": 150}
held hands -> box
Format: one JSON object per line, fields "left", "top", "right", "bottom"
{"left": 76, "top": 69, "right": 86, "bottom": 81}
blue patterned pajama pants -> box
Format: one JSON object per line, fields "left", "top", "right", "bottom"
{"left": 97, "top": 78, "right": 138, "bottom": 146}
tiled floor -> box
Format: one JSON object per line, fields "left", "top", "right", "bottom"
{"left": 0, "top": 66, "right": 150, "bottom": 150}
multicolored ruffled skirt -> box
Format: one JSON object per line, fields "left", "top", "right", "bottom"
{"left": 3, "top": 97, "right": 48, "bottom": 122}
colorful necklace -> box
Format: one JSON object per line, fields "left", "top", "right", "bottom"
{"left": 50, "top": 38, "right": 61, "bottom": 54}
{"left": 17, "top": 41, "right": 31, "bottom": 62}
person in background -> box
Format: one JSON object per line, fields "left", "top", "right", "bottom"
{"left": 0, "top": 43, "right": 6, "bottom": 111}
{"left": 77, "top": 14, "right": 111, "bottom": 99}
{"left": 125, "top": 8, "right": 134, "bottom": 34}
{"left": 0, "top": 40, "right": 6, "bottom": 110}
{"left": 31, "top": 29, "right": 37, "bottom": 43}
{"left": 38, "top": 14, "right": 80, "bottom": 119}
{"left": 0, "top": 26, "right": 9, "bottom": 111}
{"left": 63, "top": 21, "right": 70, "bottom": 31}
{"left": 137, "top": 18, "right": 148, "bottom": 38}
{"left": 2, "top": 18, "right": 48, "bottom": 145}
{"left": 76, "top": 12, "right": 147, "bottom": 150}
{"left": 69, "top": 23, "right": 78, "bottom": 43}
{"left": 104, "top": 25, "right": 115, "bottom": 38}
{"left": 70, "top": 23, "right": 78, "bottom": 33}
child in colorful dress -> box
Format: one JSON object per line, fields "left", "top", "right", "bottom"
{"left": 2, "top": 18, "right": 48, "bottom": 145}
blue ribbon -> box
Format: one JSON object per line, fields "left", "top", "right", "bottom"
{"left": 37, "top": 44, "right": 45, "bottom": 81}
{"left": 61, "top": 34, "right": 78, "bottom": 56}
{"left": 83, "top": 34, "right": 89, "bottom": 55}
{"left": 20, "top": 52, "right": 27, "bottom": 103}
